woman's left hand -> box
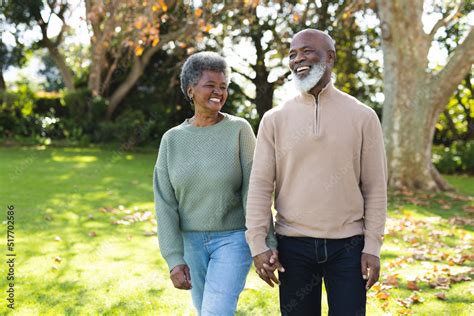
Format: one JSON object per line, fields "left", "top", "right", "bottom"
{"left": 170, "top": 264, "right": 192, "bottom": 290}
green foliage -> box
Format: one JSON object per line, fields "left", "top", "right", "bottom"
{"left": 96, "top": 109, "right": 152, "bottom": 147}
{"left": 38, "top": 53, "right": 64, "bottom": 91}
{"left": 459, "top": 141, "right": 474, "bottom": 173}
{"left": 434, "top": 73, "right": 473, "bottom": 146}
{"left": 432, "top": 146, "right": 460, "bottom": 175}
{"left": 432, "top": 141, "right": 474, "bottom": 174}
{"left": 0, "top": 83, "right": 40, "bottom": 138}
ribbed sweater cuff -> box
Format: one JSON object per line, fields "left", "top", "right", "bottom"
{"left": 362, "top": 235, "right": 383, "bottom": 258}
{"left": 247, "top": 233, "right": 270, "bottom": 257}
{"left": 165, "top": 254, "right": 186, "bottom": 272}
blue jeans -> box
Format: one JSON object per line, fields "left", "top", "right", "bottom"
{"left": 182, "top": 229, "right": 252, "bottom": 316}
{"left": 277, "top": 234, "right": 367, "bottom": 316}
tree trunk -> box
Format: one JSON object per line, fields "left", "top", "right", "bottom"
{"left": 0, "top": 68, "right": 5, "bottom": 104}
{"left": 48, "top": 46, "right": 76, "bottom": 91}
{"left": 88, "top": 44, "right": 106, "bottom": 97}
{"left": 0, "top": 68, "right": 5, "bottom": 91}
{"left": 254, "top": 79, "right": 274, "bottom": 121}
{"left": 377, "top": 0, "right": 474, "bottom": 191}
{"left": 251, "top": 25, "right": 275, "bottom": 124}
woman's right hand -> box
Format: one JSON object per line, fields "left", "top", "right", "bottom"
{"left": 170, "top": 264, "right": 192, "bottom": 290}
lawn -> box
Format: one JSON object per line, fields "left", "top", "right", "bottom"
{"left": 0, "top": 146, "right": 472, "bottom": 315}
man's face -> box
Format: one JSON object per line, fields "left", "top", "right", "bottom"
{"left": 288, "top": 33, "right": 332, "bottom": 92}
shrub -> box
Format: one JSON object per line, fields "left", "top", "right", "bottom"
{"left": 459, "top": 140, "right": 474, "bottom": 174}
{"left": 432, "top": 140, "right": 474, "bottom": 174}
{"left": 95, "top": 109, "right": 152, "bottom": 147}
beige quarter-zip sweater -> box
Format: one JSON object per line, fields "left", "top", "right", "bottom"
{"left": 245, "top": 80, "right": 387, "bottom": 258}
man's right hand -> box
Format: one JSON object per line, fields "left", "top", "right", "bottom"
{"left": 253, "top": 249, "right": 285, "bottom": 287}
{"left": 170, "top": 264, "right": 192, "bottom": 290}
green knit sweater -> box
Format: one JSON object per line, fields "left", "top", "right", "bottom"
{"left": 153, "top": 113, "right": 277, "bottom": 270}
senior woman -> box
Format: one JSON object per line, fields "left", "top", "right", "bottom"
{"left": 153, "top": 51, "right": 277, "bottom": 315}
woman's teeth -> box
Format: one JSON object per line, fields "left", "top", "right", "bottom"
{"left": 209, "top": 98, "right": 221, "bottom": 102}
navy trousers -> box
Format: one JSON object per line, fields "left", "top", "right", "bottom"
{"left": 278, "top": 234, "right": 367, "bottom": 316}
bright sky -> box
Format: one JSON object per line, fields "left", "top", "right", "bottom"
{"left": 2, "top": 0, "right": 473, "bottom": 100}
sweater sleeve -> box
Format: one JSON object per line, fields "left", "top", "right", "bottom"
{"left": 239, "top": 121, "right": 256, "bottom": 213}
{"left": 153, "top": 136, "right": 186, "bottom": 271}
{"left": 360, "top": 111, "right": 388, "bottom": 258}
{"left": 240, "top": 120, "right": 278, "bottom": 253}
{"left": 245, "top": 114, "right": 278, "bottom": 256}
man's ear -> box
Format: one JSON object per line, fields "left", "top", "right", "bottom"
{"left": 328, "top": 50, "right": 336, "bottom": 67}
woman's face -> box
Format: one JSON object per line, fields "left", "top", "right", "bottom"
{"left": 188, "top": 70, "right": 228, "bottom": 113}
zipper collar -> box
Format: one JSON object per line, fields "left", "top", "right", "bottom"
{"left": 298, "top": 80, "right": 334, "bottom": 138}
{"left": 298, "top": 79, "right": 334, "bottom": 104}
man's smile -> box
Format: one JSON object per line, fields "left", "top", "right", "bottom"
{"left": 295, "top": 65, "right": 311, "bottom": 77}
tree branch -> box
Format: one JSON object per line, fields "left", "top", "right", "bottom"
{"left": 231, "top": 66, "right": 254, "bottom": 82}
{"left": 106, "top": 26, "right": 194, "bottom": 119}
{"left": 100, "top": 48, "right": 123, "bottom": 95}
{"left": 429, "top": 27, "right": 474, "bottom": 110}
{"left": 442, "top": 109, "right": 459, "bottom": 139}
{"left": 428, "top": 0, "right": 463, "bottom": 38}
{"left": 231, "top": 82, "right": 255, "bottom": 103}
{"left": 274, "top": 70, "right": 290, "bottom": 86}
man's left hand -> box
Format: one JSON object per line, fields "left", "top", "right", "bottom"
{"left": 361, "top": 253, "right": 380, "bottom": 290}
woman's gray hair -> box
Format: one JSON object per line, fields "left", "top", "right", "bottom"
{"left": 180, "top": 51, "right": 230, "bottom": 102}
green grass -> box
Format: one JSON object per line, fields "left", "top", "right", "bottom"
{"left": 0, "top": 146, "right": 473, "bottom": 315}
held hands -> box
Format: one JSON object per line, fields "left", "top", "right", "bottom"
{"left": 361, "top": 253, "right": 380, "bottom": 290}
{"left": 253, "top": 250, "right": 380, "bottom": 290}
{"left": 170, "top": 264, "right": 192, "bottom": 290}
{"left": 253, "top": 249, "right": 285, "bottom": 287}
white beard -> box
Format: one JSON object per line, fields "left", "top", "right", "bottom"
{"left": 292, "top": 61, "right": 327, "bottom": 93}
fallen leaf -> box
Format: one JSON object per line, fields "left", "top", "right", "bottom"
{"left": 429, "top": 276, "right": 450, "bottom": 289}
{"left": 54, "top": 236, "right": 62, "bottom": 242}
{"left": 376, "top": 292, "right": 390, "bottom": 300}
{"left": 88, "top": 231, "right": 97, "bottom": 237}
{"left": 409, "top": 292, "right": 424, "bottom": 304}
{"left": 54, "top": 256, "right": 62, "bottom": 263}
{"left": 449, "top": 216, "right": 474, "bottom": 226}
{"left": 371, "top": 283, "right": 382, "bottom": 292}
{"left": 384, "top": 274, "right": 399, "bottom": 286}
{"left": 435, "top": 292, "right": 446, "bottom": 300}
{"left": 396, "top": 298, "right": 410, "bottom": 307}
{"left": 446, "top": 192, "right": 470, "bottom": 201}
{"left": 462, "top": 205, "right": 474, "bottom": 212}
{"left": 397, "top": 307, "right": 413, "bottom": 315}
{"left": 407, "top": 280, "right": 420, "bottom": 291}
{"left": 450, "top": 273, "right": 471, "bottom": 283}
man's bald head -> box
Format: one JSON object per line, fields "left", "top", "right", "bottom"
{"left": 292, "top": 29, "right": 335, "bottom": 52}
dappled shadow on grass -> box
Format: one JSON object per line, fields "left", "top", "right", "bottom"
{"left": 381, "top": 250, "right": 406, "bottom": 261}
{"left": 14, "top": 277, "right": 89, "bottom": 314}
{"left": 388, "top": 187, "right": 473, "bottom": 228}
{"left": 1, "top": 146, "right": 156, "bottom": 237}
